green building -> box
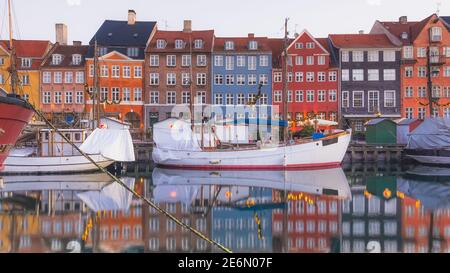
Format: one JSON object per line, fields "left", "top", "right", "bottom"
{"left": 365, "top": 118, "right": 397, "bottom": 145}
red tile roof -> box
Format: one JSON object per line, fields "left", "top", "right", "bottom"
{"left": 213, "top": 36, "right": 271, "bottom": 52}
{"left": 147, "top": 30, "right": 214, "bottom": 52}
{"left": 377, "top": 14, "right": 435, "bottom": 45}
{"left": 267, "top": 38, "right": 290, "bottom": 68}
{"left": 316, "top": 38, "right": 331, "bottom": 53}
{"left": 329, "top": 34, "right": 397, "bottom": 48}
{"left": 0, "top": 40, "right": 51, "bottom": 70}
{"left": 42, "top": 44, "right": 89, "bottom": 68}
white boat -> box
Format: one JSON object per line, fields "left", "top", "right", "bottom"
{"left": 1, "top": 123, "right": 135, "bottom": 174}
{"left": 152, "top": 118, "right": 351, "bottom": 170}
{"left": 152, "top": 167, "right": 352, "bottom": 200}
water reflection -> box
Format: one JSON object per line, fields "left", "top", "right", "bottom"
{"left": 0, "top": 165, "right": 449, "bottom": 253}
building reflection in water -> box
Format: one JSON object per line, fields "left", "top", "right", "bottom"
{"left": 1, "top": 165, "right": 450, "bottom": 253}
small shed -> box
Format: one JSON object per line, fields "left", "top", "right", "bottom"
{"left": 365, "top": 118, "right": 397, "bottom": 145}
{"left": 395, "top": 118, "right": 423, "bottom": 145}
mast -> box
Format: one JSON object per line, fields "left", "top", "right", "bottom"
{"left": 426, "top": 46, "right": 434, "bottom": 117}
{"left": 7, "top": 0, "right": 18, "bottom": 95}
{"left": 189, "top": 34, "right": 194, "bottom": 130}
{"left": 92, "top": 40, "right": 99, "bottom": 129}
{"left": 282, "top": 18, "right": 289, "bottom": 143}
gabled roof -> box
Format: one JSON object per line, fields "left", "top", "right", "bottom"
{"left": 366, "top": 118, "right": 396, "bottom": 126}
{"left": 214, "top": 36, "right": 271, "bottom": 52}
{"left": 328, "top": 34, "right": 398, "bottom": 49}
{"left": 0, "top": 40, "right": 52, "bottom": 70}
{"left": 147, "top": 30, "right": 215, "bottom": 53}
{"left": 375, "top": 14, "right": 436, "bottom": 45}
{"left": 287, "top": 29, "right": 329, "bottom": 54}
{"left": 316, "top": 38, "right": 339, "bottom": 68}
{"left": 89, "top": 20, "right": 156, "bottom": 46}
{"left": 41, "top": 44, "right": 88, "bottom": 68}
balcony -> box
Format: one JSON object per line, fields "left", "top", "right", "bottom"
{"left": 430, "top": 55, "right": 447, "bottom": 66}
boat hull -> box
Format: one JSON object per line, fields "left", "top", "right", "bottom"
{"left": 0, "top": 96, "right": 34, "bottom": 171}
{"left": 406, "top": 154, "right": 450, "bottom": 165}
{"left": 1, "top": 154, "right": 114, "bottom": 174}
{"left": 153, "top": 131, "right": 351, "bottom": 170}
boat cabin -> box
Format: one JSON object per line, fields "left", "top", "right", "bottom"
{"left": 39, "top": 128, "right": 89, "bottom": 157}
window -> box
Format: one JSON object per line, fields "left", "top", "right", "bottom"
{"left": 383, "top": 90, "right": 396, "bottom": 108}
{"left": 123, "top": 66, "right": 131, "bottom": 78}
{"left": 166, "top": 91, "right": 176, "bottom": 104}
{"left": 156, "top": 39, "right": 166, "bottom": 49}
{"left": 445, "top": 47, "right": 450, "bottom": 57}
{"left": 21, "top": 58, "right": 31, "bottom": 67}
{"left": 318, "top": 90, "right": 326, "bottom": 102}
{"left": 226, "top": 93, "right": 234, "bottom": 105}
{"left": 76, "top": 71, "right": 84, "bottom": 83}
{"left": 306, "top": 72, "right": 314, "bottom": 82}
{"left": 295, "top": 72, "right": 303, "bottom": 82}
{"left": 418, "top": 107, "right": 426, "bottom": 119}
{"left": 54, "top": 72, "right": 62, "bottom": 83}
{"left": 194, "top": 39, "right": 203, "bottom": 49}
{"left": 318, "top": 72, "right": 326, "bottom": 82}
{"left": 342, "top": 69, "right": 349, "bottom": 81}
{"left": 406, "top": 107, "right": 414, "bottom": 119}
{"left": 306, "top": 90, "right": 314, "bottom": 102}
{"left": 445, "top": 87, "right": 450, "bottom": 98}
{"left": 197, "top": 55, "right": 207, "bottom": 66}
{"left": 353, "top": 91, "right": 364, "bottom": 108}
{"left": 342, "top": 91, "right": 349, "bottom": 108}
{"left": 127, "top": 47, "right": 139, "bottom": 57}
{"left": 418, "top": 67, "right": 426, "bottom": 77}
{"left": 237, "top": 93, "right": 246, "bottom": 105}
{"left": 383, "top": 50, "right": 396, "bottom": 62}
{"left": 150, "top": 91, "right": 159, "bottom": 104}
{"left": 368, "top": 50, "right": 379, "bottom": 62}
{"left": 248, "top": 56, "right": 257, "bottom": 70}
{"left": 248, "top": 40, "right": 258, "bottom": 50}
{"left": 384, "top": 69, "right": 396, "bottom": 81}
{"left": 182, "top": 91, "right": 190, "bottom": 104}
{"left": 329, "top": 90, "right": 337, "bottom": 102}
{"left": 236, "top": 74, "right": 245, "bottom": 85}
{"left": 248, "top": 74, "right": 257, "bottom": 85}
{"left": 405, "top": 86, "right": 413, "bottom": 98}
{"left": 260, "top": 55, "right": 269, "bottom": 67}
{"left": 122, "top": 88, "right": 130, "bottom": 102}
{"left": 274, "top": 90, "right": 282, "bottom": 102}
{"left": 368, "top": 90, "right": 379, "bottom": 113}
{"left": 150, "top": 55, "right": 159, "bottom": 66}
{"left": 180, "top": 55, "right": 191, "bottom": 67}
{"left": 341, "top": 51, "right": 349, "bottom": 62}
{"left": 111, "top": 65, "right": 120, "bottom": 78}
{"left": 52, "top": 54, "right": 62, "bottom": 65}
{"left": 403, "top": 46, "right": 413, "bottom": 59}
{"left": 98, "top": 47, "right": 107, "bottom": 56}
{"left": 235, "top": 55, "right": 245, "bottom": 67}
{"left": 259, "top": 74, "right": 268, "bottom": 85}
{"left": 196, "top": 73, "right": 206, "bottom": 85}
{"left": 225, "top": 41, "right": 234, "bottom": 50}
{"left": 306, "top": 56, "right": 314, "bottom": 65}
{"left": 149, "top": 73, "right": 159, "bottom": 85}
{"left": 329, "top": 71, "right": 337, "bottom": 81}
{"left": 214, "top": 74, "right": 223, "bottom": 85}
{"left": 295, "top": 43, "right": 303, "bottom": 49}
{"left": 430, "top": 27, "right": 442, "bottom": 42}
{"left": 274, "top": 72, "right": 282, "bottom": 82}
{"left": 405, "top": 67, "right": 413, "bottom": 78}
{"left": 418, "top": 86, "right": 427, "bottom": 98}
{"left": 318, "top": 55, "right": 325, "bottom": 65}
{"left": 134, "top": 66, "right": 142, "bottom": 78}
{"left": 306, "top": 42, "right": 315, "bottom": 49}
{"left": 167, "top": 73, "right": 176, "bottom": 85}
{"left": 287, "top": 72, "right": 293, "bottom": 82}
{"left": 112, "top": 87, "right": 120, "bottom": 102}
{"left": 54, "top": 91, "right": 62, "bottom": 104}
{"left": 43, "top": 72, "right": 51, "bottom": 83}
{"left": 352, "top": 69, "right": 364, "bottom": 81}
{"left": 295, "top": 90, "right": 303, "bottom": 102}
{"left": 65, "top": 91, "right": 73, "bottom": 104}
{"left": 417, "top": 47, "right": 427, "bottom": 58}
{"left": 214, "top": 93, "right": 223, "bottom": 105}
{"left": 352, "top": 50, "right": 364, "bottom": 62}
{"left": 368, "top": 69, "right": 379, "bottom": 81}
{"left": 75, "top": 91, "right": 83, "bottom": 104}
{"left": 100, "top": 65, "right": 108, "bottom": 77}
{"left": 214, "top": 55, "right": 223, "bottom": 66}
{"left": 295, "top": 56, "right": 303, "bottom": 65}
{"left": 42, "top": 91, "right": 51, "bottom": 104}
{"left": 175, "top": 39, "right": 184, "bottom": 49}
{"left": 444, "top": 66, "right": 450, "bottom": 77}
{"left": 287, "top": 90, "right": 292, "bottom": 102}
{"left": 432, "top": 85, "right": 441, "bottom": 98}
{"left": 100, "top": 87, "right": 108, "bottom": 101}
{"left": 167, "top": 55, "right": 176, "bottom": 67}
{"left": 225, "top": 56, "right": 234, "bottom": 70}
{"left": 225, "top": 75, "right": 234, "bottom": 85}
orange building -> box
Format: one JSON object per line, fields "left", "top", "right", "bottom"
{"left": 371, "top": 14, "right": 450, "bottom": 119}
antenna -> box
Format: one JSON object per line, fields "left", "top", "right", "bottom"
{"left": 436, "top": 1, "right": 441, "bottom": 16}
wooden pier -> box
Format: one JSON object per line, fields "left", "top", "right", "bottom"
{"left": 345, "top": 143, "right": 406, "bottom": 163}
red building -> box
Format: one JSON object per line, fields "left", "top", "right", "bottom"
{"left": 270, "top": 30, "right": 339, "bottom": 127}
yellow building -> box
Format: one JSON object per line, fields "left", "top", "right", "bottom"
{"left": 0, "top": 40, "right": 52, "bottom": 108}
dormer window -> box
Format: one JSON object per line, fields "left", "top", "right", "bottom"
{"left": 156, "top": 39, "right": 166, "bottom": 49}
{"left": 430, "top": 27, "right": 442, "bottom": 42}
{"left": 401, "top": 32, "right": 408, "bottom": 40}
{"left": 98, "top": 47, "right": 108, "bottom": 56}
{"left": 175, "top": 39, "right": 185, "bottom": 49}
{"left": 249, "top": 41, "right": 258, "bottom": 50}
{"left": 72, "top": 54, "right": 82, "bottom": 65}
{"left": 295, "top": 43, "right": 303, "bottom": 49}
{"left": 52, "top": 54, "right": 62, "bottom": 65}
{"left": 194, "top": 39, "right": 203, "bottom": 49}
{"left": 21, "top": 58, "right": 31, "bottom": 68}
{"left": 127, "top": 47, "right": 139, "bottom": 57}
{"left": 225, "top": 41, "right": 234, "bottom": 50}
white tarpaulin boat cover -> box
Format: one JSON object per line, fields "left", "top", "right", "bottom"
{"left": 80, "top": 128, "right": 135, "bottom": 162}
{"left": 77, "top": 178, "right": 135, "bottom": 212}
{"left": 407, "top": 118, "right": 450, "bottom": 151}
{"left": 153, "top": 118, "right": 201, "bottom": 151}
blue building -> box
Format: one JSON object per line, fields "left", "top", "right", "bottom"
{"left": 211, "top": 35, "right": 273, "bottom": 125}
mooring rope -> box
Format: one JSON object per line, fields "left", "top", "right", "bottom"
{"left": 26, "top": 102, "right": 233, "bottom": 253}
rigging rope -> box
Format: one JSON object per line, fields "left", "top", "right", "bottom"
{"left": 25, "top": 101, "right": 233, "bottom": 253}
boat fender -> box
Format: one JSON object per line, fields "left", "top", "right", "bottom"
{"left": 209, "top": 160, "right": 221, "bottom": 165}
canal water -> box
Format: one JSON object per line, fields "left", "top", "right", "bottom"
{"left": 1, "top": 163, "right": 449, "bottom": 253}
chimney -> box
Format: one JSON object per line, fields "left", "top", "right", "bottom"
{"left": 183, "top": 20, "right": 192, "bottom": 33}
{"left": 248, "top": 33, "right": 255, "bottom": 38}
{"left": 55, "top": 23, "right": 68, "bottom": 45}
{"left": 73, "top": 41, "right": 82, "bottom": 46}
{"left": 399, "top": 16, "right": 408, "bottom": 24}
{"left": 128, "top": 10, "right": 136, "bottom": 25}
{"left": 358, "top": 30, "right": 364, "bottom": 34}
